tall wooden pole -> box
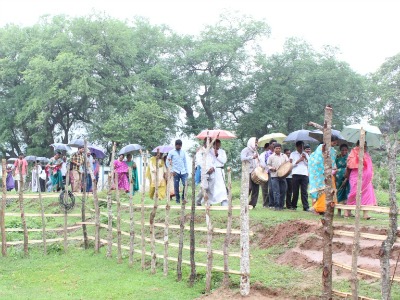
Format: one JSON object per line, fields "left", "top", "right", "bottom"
{"left": 177, "top": 180, "right": 188, "bottom": 281}
{"left": 150, "top": 150, "right": 160, "bottom": 274}
{"left": 81, "top": 140, "right": 89, "bottom": 249}
{"left": 351, "top": 128, "right": 366, "bottom": 299}
{"left": 321, "top": 106, "right": 334, "bottom": 300}
{"left": 128, "top": 167, "right": 135, "bottom": 267}
{"left": 63, "top": 167, "right": 70, "bottom": 254}
{"left": 87, "top": 159, "right": 100, "bottom": 253}
{"left": 116, "top": 173, "right": 122, "bottom": 264}
{"left": 189, "top": 156, "right": 197, "bottom": 286}
{"left": 223, "top": 166, "right": 233, "bottom": 286}
{"left": 37, "top": 161, "right": 47, "bottom": 255}
{"left": 1, "top": 159, "right": 7, "bottom": 256}
{"left": 18, "top": 162, "right": 28, "bottom": 256}
{"left": 106, "top": 142, "right": 116, "bottom": 258}
{"left": 140, "top": 151, "right": 148, "bottom": 270}
{"left": 240, "top": 160, "right": 250, "bottom": 296}
{"left": 163, "top": 158, "right": 172, "bottom": 276}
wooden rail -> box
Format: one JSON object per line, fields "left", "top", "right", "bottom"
{"left": 335, "top": 204, "right": 390, "bottom": 214}
{"left": 332, "top": 261, "right": 400, "bottom": 282}
{"left": 5, "top": 213, "right": 86, "bottom": 217}
{"left": 333, "top": 230, "right": 396, "bottom": 242}
{"left": 332, "top": 290, "right": 377, "bottom": 300}
{"left": 2, "top": 236, "right": 83, "bottom": 246}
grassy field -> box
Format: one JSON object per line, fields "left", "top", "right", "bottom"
{"left": 0, "top": 182, "right": 399, "bottom": 299}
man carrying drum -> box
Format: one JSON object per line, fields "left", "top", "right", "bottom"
{"left": 267, "top": 143, "right": 289, "bottom": 211}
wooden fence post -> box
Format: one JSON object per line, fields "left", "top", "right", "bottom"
{"left": 17, "top": 162, "right": 28, "bottom": 256}
{"left": 128, "top": 167, "right": 135, "bottom": 267}
{"left": 116, "top": 173, "right": 122, "bottom": 264}
{"left": 163, "top": 160, "right": 172, "bottom": 276}
{"left": 240, "top": 160, "right": 250, "bottom": 296}
{"left": 141, "top": 151, "right": 148, "bottom": 270}
{"left": 36, "top": 162, "right": 47, "bottom": 255}
{"left": 321, "top": 106, "right": 334, "bottom": 300}
{"left": 87, "top": 160, "right": 100, "bottom": 253}
{"left": 177, "top": 180, "right": 188, "bottom": 281}
{"left": 63, "top": 167, "right": 70, "bottom": 254}
{"left": 81, "top": 140, "right": 89, "bottom": 249}
{"left": 106, "top": 142, "right": 116, "bottom": 258}
{"left": 351, "top": 128, "right": 366, "bottom": 299}
{"left": 150, "top": 151, "right": 160, "bottom": 274}
{"left": 380, "top": 136, "right": 398, "bottom": 300}
{"left": 223, "top": 166, "right": 233, "bottom": 286}
{"left": 1, "top": 159, "right": 7, "bottom": 256}
{"left": 189, "top": 156, "right": 197, "bottom": 286}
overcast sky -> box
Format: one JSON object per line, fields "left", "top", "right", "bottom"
{"left": 1, "top": 0, "right": 400, "bottom": 75}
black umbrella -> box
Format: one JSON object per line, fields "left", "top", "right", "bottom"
{"left": 309, "top": 129, "right": 349, "bottom": 145}
{"left": 283, "top": 130, "right": 319, "bottom": 143}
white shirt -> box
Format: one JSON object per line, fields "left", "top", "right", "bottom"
{"left": 61, "top": 162, "right": 67, "bottom": 176}
{"left": 259, "top": 151, "right": 267, "bottom": 169}
{"left": 290, "top": 151, "right": 309, "bottom": 176}
{"left": 240, "top": 147, "right": 258, "bottom": 173}
{"left": 210, "top": 148, "right": 227, "bottom": 168}
{"left": 195, "top": 146, "right": 206, "bottom": 167}
{"left": 267, "top": 153, "right": 289, "bottom": 177}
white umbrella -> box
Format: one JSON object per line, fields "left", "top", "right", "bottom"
{"left": 341, "top": 123, "right": 382, "bottom": 148}
{"left": 258, "top": 133, "right": 287, "bottom": 147}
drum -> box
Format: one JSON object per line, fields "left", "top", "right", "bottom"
{"left": 251, "top": 166, "right": 269, "bottom": 185}
{"left": 277, "top": 161, "right": 293, "bottom": 178}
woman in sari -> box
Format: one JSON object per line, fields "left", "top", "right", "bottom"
{"left": 309, "top": 135, "right": 338, "bottom": 214}
{"left": 346, "top": 141, "right": 377, "bottom": 220}
{"left": 126, "top": 154, "right": 139, "bottom": 195}
{"left": 114, "top": 154, "right": 130, "bottom": 193}
{"left": 146, "top": 152, "right": 167, "bottom": 200}
{"left": 6, "top": 165, "right": 15, "bottom": 191}
{"left": 47, "top": 152, "right": 64, "bottom": 192}
{"left": 335, "top": 144, "right": 351, "bottom": 217}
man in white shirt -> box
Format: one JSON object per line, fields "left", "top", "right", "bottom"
{"left": 289, "top": 141, "right": 310, "bottom": 211}
{"left": 207, "top": 139, "right": 228, "bottom": 206}
{"left": 61, "top": 156, "right": 67, "bottom": 185}
{"left": 195, "top": 139, "right": 208, "bottom": 205}
{"left": 267, "top": 143, "right": 289, "bottom": 210}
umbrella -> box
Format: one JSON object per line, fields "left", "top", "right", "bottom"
{"left": 50, "top": 143, "right": 72, "bottom": 152}
{"left": 88, "top": 145, "right": 106, "bottom": 159}
{"left": 258, "top": 133, "right": 287, "bottom": 147}
{"left": 308, "top": 129, "right": 349, "bottom": 145}
{"left": 67, "top": 139, "right": 90, "bottom": 148}
{"left": 7, "top": 158, "right": 17, "bottom": 163}
{"left": 37, "top": 157, "right": 50, "bottom": 163}
{"left": 152, "top": 145, "right": 174, "bottom": 153}
{"left": 196, "top": 129, "right": 236, "bottom": 140}
{"left": 25, "top": 155, "right": 39, "bottom": 162}
{"left": 283, "top": 130, "right": 319, "bottom": 143}
{"left": 341, "top": 123, "right": 382, "bottom": 148}
{"left": 118, "top": 144, "right": 143, "bottom": 155}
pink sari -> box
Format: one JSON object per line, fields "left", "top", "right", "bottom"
{"left": 114, "top": 160, "right": 130, "bottom": 192}
{"left": 346, "top": 150, "right": 376, "bottom": 206}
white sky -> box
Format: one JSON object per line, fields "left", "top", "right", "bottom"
{"left": 1, "top": 0, "right": 400, "bottom": 75}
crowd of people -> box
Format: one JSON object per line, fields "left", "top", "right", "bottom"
{"left": 4, "top": 136, "right": 377, "bottom": 219}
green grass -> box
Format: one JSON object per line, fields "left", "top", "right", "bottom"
{"left": 1, "top": 183, "right": 400, "bottom": 299}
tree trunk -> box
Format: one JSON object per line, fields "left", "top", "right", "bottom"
{"left": 163, "top": 160, "right": 171, "bottom": 276}
{"left": 1, "top": 159, "right": 7, "bottom": 257}
{"left": 321, "top": 106, "right": 333, "bottom": 300}
{"left": 81, "top": 140, "right": 89, "bottom": 249}
{"left": 106, "top": 143, "right": 116, "bottom": 258}
{"left": 351, "top": 129, "right": 366, "bottom": 300}
{"left": 240, "top": 160, "right": 250, "bottom": 296}
{"left": 128, "top": 167, "right": 135, "bottom": 267}
{"left": 380, "top": 136, "right": 398, "bottom": 300}
{"left": 177, "top": 180, "right": 188, "bottom": 281}
{"left": 223, "top": 167, "right": 233, "bottom": 286}
{"left": 150, "top": 152, "right": 160, "bottom": 274}
{"left": 189, "top": 156, "right": 197, "bottom": 286}
{"left": 18, "top": 162, "right": 28, "bottom": 256}
{"left": 116, "top": 173, "right": 122, "bottom": 264}
{"left": 141, "top": 151, "right": 148, "bottom": 270}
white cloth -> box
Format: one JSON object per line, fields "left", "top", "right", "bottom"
{"left": 61, "top": 162, "right": 67, "bottom": 176}
{"left": 31, "top": 166, "right": 41, "bottom": 192}
{"left": 240, "top": 147, "right": 258, "bottom": 173}
{"left": 195, "top": 146, "right": 206, "bottom": 167}
{"left": 207, "top": 148, "right": 228, "bottom": 205}
{"left": 259, "top": 151, "right": 267, "bottom": 169}
{"left": 39, "top": 168, "right": 47, "bottom": 180}
{"left": 289, "top": 151, "right": 309, "bottom": 176}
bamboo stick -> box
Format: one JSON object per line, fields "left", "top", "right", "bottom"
{"left": 4, "top": 236, "right": 83, "bottom": 246}
{"left": 332, "top": 290, "right": 378, "bottom": 300}
{"left": 189, "top": 155, "right": 196, "bottom": 286}
{"left": 63, "top": 167, "right": 70, "bottom": 254}
{"left": 116, "top": 173, "right": 122, "bottom": 264}
{"left": 18, "top": 162, "right": 28, "bottom": 256}
{"left": 163, "top": 158, "right": 171, "bottom": 276}
{"left": 177, "top": 179, "right": 188, "bottom": 281}
{"left": 223, "top": 167, "right": 233, "bottom": 286}
{"left": 1, "top": 159, "right": 7, "bottom": 256}
{"left": 351, "top": 128, "right": 365, "bottom": 300}
{"left": 333, "top": 261, "right": 400, "bottom": 282}
{"left": 334, "top": 230, "right": 393, "bottom": 241}
{"left": 150, "top": 151, "right": 160, "bottom": 274}
{"left": 140, "top": 151, "right": 148, "bottom": 270}
{"left": 6, "top": 225, "right": 82, "bottom": 232}
{"left": 239, "top": 159, "right": 250, "bottom": 296}
{"left": 81, "top": 140, "right": 89, "bottom": 249}
{"left": 87, "top": 152, "right": 100, "bottom": 253}
{"left": 335, "top": 204, "right": 390, "bottom": 213}
{"left": 106, "top": 142, "right": 116, "bottom": 258}
{"left": 35, "top": 162, "right": 47, "bottom": 255}
{"left": 5, "top": 213, "right": 85, "bottom": 217}
{"left": 128, "top": 167, "right": 135, "bottom": 267}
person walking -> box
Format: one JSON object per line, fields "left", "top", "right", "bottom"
{"left": 166, "top": 139, "right": 188, "bottom": 204}
{"left": 13, "top": 153, "right": 28, "bottom": 192}
{"left": 70, "top": 147, "right": 84, "bottom": 192}
{"left": 267, "top": 143, "right": 289, "bottom": 210}
{"left": 240, "top": 137, "right": 259, "bottom": 209}
{"left": 289, "top": 141, "right": 310, "bottom": 211}
{"left": 284, "top": 149, "right": 293, "bottom": 209}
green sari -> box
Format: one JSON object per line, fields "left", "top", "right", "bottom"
{"left": 49, "top": 157, "right": 64, "bottom": 192}
{"left": 335, "top": 153, "right": 349, "bottom": 202}
{"left": 126, "top": 161, "right": 139, "bottom": 195}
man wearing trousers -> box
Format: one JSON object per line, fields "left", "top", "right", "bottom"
{"left": 289, "top": 141, "right": 310, "bottom": 211}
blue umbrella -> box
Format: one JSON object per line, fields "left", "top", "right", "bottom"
{"left": 88, "top": 145, "right": 106, "bottom": 159}
{"left": 50, "top": 143, "right": 72, "bottom": 152}
{"left": 67, "top": 139, "right": 90, "bottom": 148}
{"left": 152, "top": 145, "right": 173, "bottom": 153}
{"left": 283, "top": 130, "right": 319, "bottom": 143}
{"left": 118, "top": 144, "right": 142, "bottom": 155}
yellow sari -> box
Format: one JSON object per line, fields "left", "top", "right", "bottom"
{"left": 146, "top": 156, "right": 167, "bottom": 200}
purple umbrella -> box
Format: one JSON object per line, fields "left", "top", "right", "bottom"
{"left": 151, "top": 145, "right": 174, "bottom": 153}
{"left": 88, "top": 145, "right": 106, "bottom": 159}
